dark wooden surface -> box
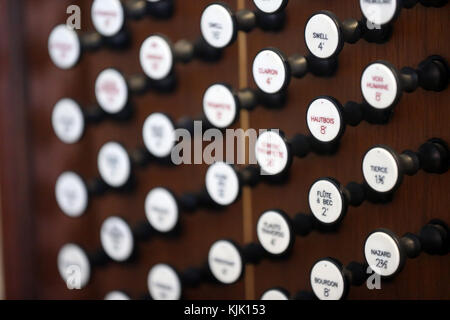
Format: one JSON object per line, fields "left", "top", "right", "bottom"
{"left": 0, "top": 0, "right": 37, "bottom": 299}
{"left": 245, "top": 0, "right": 450, "bottom": 299}
{"left": 0, "top": 0, "right": 448, "bottom": 299}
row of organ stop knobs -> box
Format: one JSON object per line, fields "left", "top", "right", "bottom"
{"left": 50, "top": 0, "right": 449, "bottom": 299}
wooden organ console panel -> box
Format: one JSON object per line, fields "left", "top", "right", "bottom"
{"left": 0, "top": 0, "right": 448, "bottom": 299}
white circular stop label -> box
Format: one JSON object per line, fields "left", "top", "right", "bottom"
{"left": 361, "top": 62, "right": 398, "bottom": 110}
{"left": 145, "top": 187, "right": 179, "bottom": 233}
{"left": 208, "top": 240, "right": 243, "bottom": 284}
{"left": 97, "top": 141, "right": 131, "bottom": 188}
{"left": 104, "top": 291, "right": 130, "bottom": 300}
{"left": 305, "top": 13, "right": 340, "bottom": 59}
{"left": 52, "top": 98, "right": 85, "bottom": 144}
{"left": 309, "top": 179, "right": 344, "bottom": 224}
{"left": 253, "top": 0, "right": 286, "bottom": 14}
{"left": 140, "top": 35, "right": 174, "bottom": 80}
{"left": 200, "top": 3, "right": 235, "bottom": 49}
{"left": 260, "top": 288, "right": 289, "bottom": 300}
{"left": 57, "top": 243, "right": 91, "bottom": 289}
{"left": 95, "top": 68, "right": 129, "bottom": 114}
{"left": 255, "top": 130, "right": 289, "bottom": 175}
{"left": 142, "top": 113, "right": 176, "bottom": 158}
{"left": 261, "top": 289, "right": 289, "bottom": 300}
{"left": 203, "top": 84, "right": 238, "bottom": 129}
{"left": 205, "top": 162, "right": 240, "bottom": 206}
{"left": 362, "top": 147, "right": 399, "bottom": 193}
{"left": 364, "top": 231, "right": 401, "bottom": 277}
{"left": 100, "top": 216, "right": 134, "bottom": 262}
{"left": 252, "top": 49, "right": 288, "bottom": 94}
{"left": 306, "top": 97, "right": 342, "bottom": 143}
{"left": 48, "top": 24, "right": 81, "bottom": 70}
{"left": 310, "top": 259, "right": 346, "bottom": 300}
{"left": 148, "top": 264, "right": 182, "bottom": 300}
{"left": 55, "top": 171, "right": 89, "bottom": 218}
{"left": 91, "top": 0, "right": 125, "bottom": 37}
{"left": 257, "top": 210, "right": 292, "bottom": 255}
{"left": 360, "top": 0, "right": 398, "bottom": 26}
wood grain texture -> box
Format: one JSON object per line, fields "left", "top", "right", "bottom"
{"left": 0, "top": 0, "right": 448, "bottom": 299}
{"left": 0, "top": 0, "right": 37, "bottom": 299}
{"left": 244, "top": 0, "right": 450, "bottom": 299}
{"left": 3, "top": 0, "right": 243, "bottom": 299}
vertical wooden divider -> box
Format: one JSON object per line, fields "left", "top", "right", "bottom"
{"left": 237, "top": 0, "right": 255, "bottom": 301}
